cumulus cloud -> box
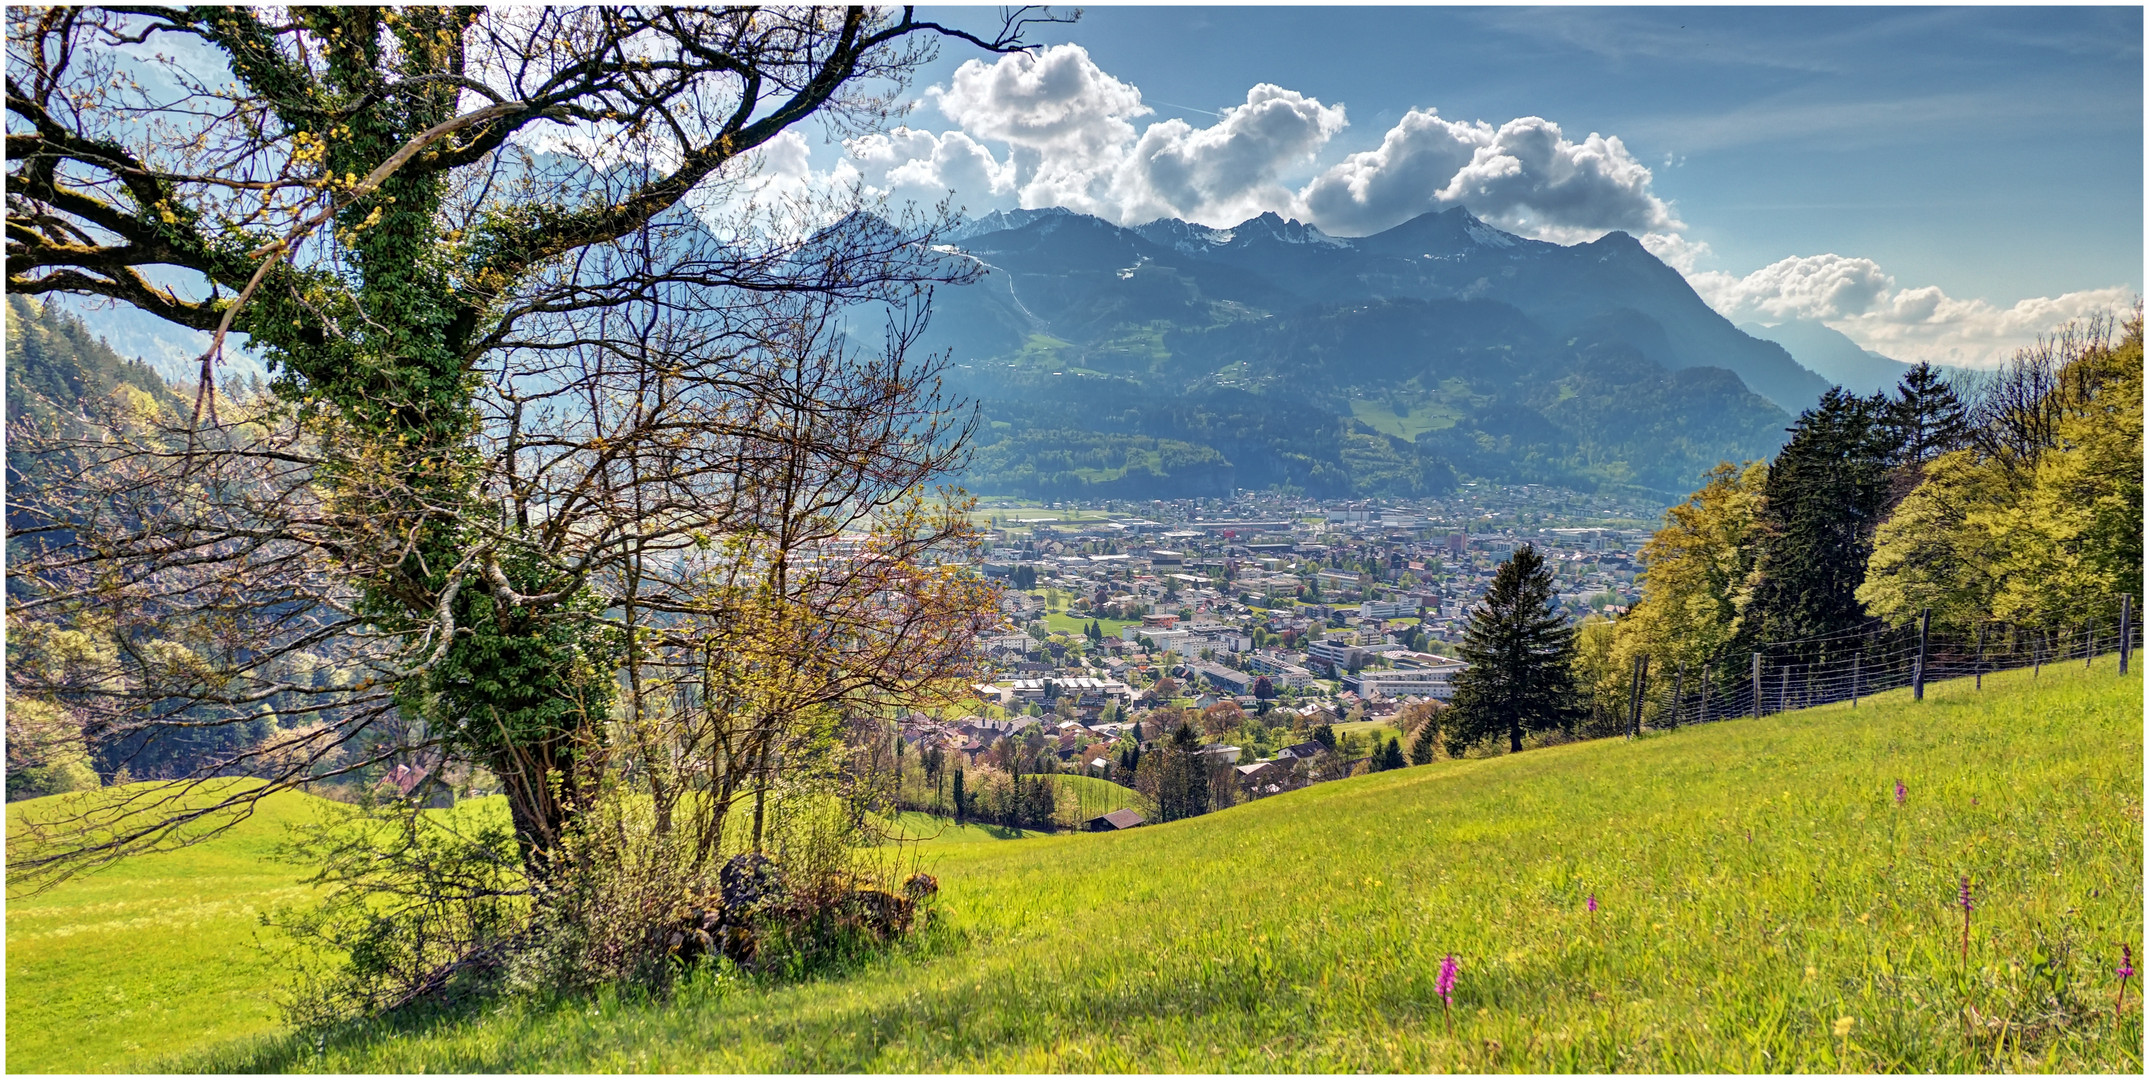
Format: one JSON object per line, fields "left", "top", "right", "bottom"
{"left": 1295, "top": 108, "right": 1489, "bottom": 234}
{"left": 1688, "top": 254, "right": 1896, "bottom": 322}
{"left": 1695, "top": 254, "right": 2137, "bottom": 367}
{"left": 1295, "top": 111, "right": 1680, "bottom": 242}
{"left": 925, "top": 43, "right": 1150, "bottom": 217}
{"left": 846, "top": 127, "right": 1015, "bottom": 213}
{"left": 1638, "top": 231, "right": 1713, "bottom": 273}
{"left": 1113, "top": 84, "right": 1348, "bottom": 226}
{"left": 853, "top": 48, "right": 1690, "bottom": 253}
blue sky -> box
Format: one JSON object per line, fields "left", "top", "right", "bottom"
{"left": 802, "top": 4, "right": 2143, "bottom": 366}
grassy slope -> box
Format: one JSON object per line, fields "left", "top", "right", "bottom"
{"left": 177, "top": 661, "right": 2141, "bottom": 1072}
{"left": 1041, "top": 611, "right": 1136, "bottom": 638}
{"left": 5, "top": 784, "right": 336, "bottom": 1072}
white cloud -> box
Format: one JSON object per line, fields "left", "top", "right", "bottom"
{"left": 926, "top": 44, "right": 1150, "bottom": 217}
{"left": 846, "top": 128, "right": 1015, "bottom": 215}
{"left": 1295, "top": 108, "right": 1489, "bottom": 234}
{"left": 865, "top": 53, "right": 1685, "bottom": 249}
{"left": 1637, "top": 231, "right": 1712, "bottom": 273}
{"left": 1694, "top": 254, "right": 2136, "bottom": 367}
{"left": 1112, "top": 84, "right": 1348, "bottom": 226}
{"left": 1688, "top": 254, "right": 1896, "bottom": 322}
{"left": 1295, "top": 110, "right": 1680, "bottom": 241}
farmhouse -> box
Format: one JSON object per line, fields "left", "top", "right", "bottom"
{"left": 1085, "top": 808, "right": 1146, "bottom": 831}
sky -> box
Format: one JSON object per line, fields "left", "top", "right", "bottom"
{"left": 769, "top": 5, "right": 2144, "bottom": 368}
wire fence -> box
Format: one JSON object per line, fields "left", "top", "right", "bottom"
{"left": 1626, "top": 594, "right": 2139, "bottom": 734}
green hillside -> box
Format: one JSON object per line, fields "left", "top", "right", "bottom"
{"left": 9, "top": 663, "right": 2140, "bottom": 1072}
{"left": 4, "top": 783, "right": 335, "bottom": 1073}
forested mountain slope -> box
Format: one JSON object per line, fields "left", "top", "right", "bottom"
{"left": 920, "top": 208, "right": 1824, "bottom": 499}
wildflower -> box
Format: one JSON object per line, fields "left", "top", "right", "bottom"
{"left": 1894, "top": 779, "right": 1906, "bottom": 805}
{"left": 1436, "top": 953, "right": 1459, "bottom": 1034}
{"left": 1587, "top": 893, "right": 1598, "bottom": 914}
{"left": 1958, "top": 875, "right": 1973, "bottom": 964}
{"left": 2119, "top": 944, "right": 2135, "bottom": 1022}
{"left": 1833, "top": 1016, "right": 1855, "bottom": 1038}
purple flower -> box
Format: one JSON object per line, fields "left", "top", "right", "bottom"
{"left": 1437, "top": 954, "right": 1458, "bottom": 1001}
{"left": 1587, "top": 893, "right": 1598, "bottom": 914}
{"left": 2118, "top": 944, "right": 2135, "bottom": 1021}
{"left": 1959, "top": 876, "right": 1972, "bottom": 914}
{"left": 1894, "top": 779, "right": 1906, "bottom": 805}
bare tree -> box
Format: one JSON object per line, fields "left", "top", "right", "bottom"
{"left": 6, "top": 5, "right": 1057, "bottom": 886}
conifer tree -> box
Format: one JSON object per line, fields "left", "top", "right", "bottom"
{"left": 1378, "top": 736, "right": 1407, "bottom": 771}
{"left": 1444, "top": 545, "right": 1582, "bottom": 755}
{"left": 1409, "top": 714, "right": 1440, "bottom": 765}
{"left": 1748, "top": 388, "right": 1896, "bottom": 655}
{"left": 1886, "top": 362, "right": 1973, "bottom": 468}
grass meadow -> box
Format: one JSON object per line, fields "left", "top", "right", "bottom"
{"left": 8, "top": 659, "right": 2141, "bottom": 1072}
{"left": 4, "top": 785, "right": 335, "bottom": 1072}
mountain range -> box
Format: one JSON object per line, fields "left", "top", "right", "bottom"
{"left": 917, "top": 206, "right": 1849, "bottom": 500}
{"left": 23, "top": 197, "right": 1912, "bottom": 503}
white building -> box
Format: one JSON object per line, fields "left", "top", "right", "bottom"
{"left": 1344, "top": 662, "right": 1465, "bottom": 701}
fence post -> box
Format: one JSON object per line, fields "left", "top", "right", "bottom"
{"left": 1672, "top": 662, "right": 1685, "bottom": 727}
{"left": 2086, "top": 619, "right": 2095, "bottom": 669}
{"left": 1851, "top": 654, "right": 1860, "bottom": 709}
{"left": 1913, "top": 608, "right": 1930, "bottom": 701}
{"left": 2122, "top": 595, "right": 2133, "bottom": 674}
{"left": 1751, "top": 653, "right": 1763, "bottom": 719}
{"left": 1975, "top": 623, "right": 1986, "bottom": 690}
{"left": 1778, "top": 665, "right": 1789, "bottom": 713}
{"left": 1628, "top": 653, "right": 1648, "bottom": 738}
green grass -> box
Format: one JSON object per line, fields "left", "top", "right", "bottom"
{"left": 5, "top": 782, "right": 337, "bottom": 1073}
{"left": 1348, "top": 396, "right": 1463, "bottom": 441}
{"left": 1041, "top": 612, "right": 1135, "bottom": 638}
{"left": 882, "top": 811, "right": 1049, "bottom": 844}
{"left": 16, "top": 662, "right": 2144, "bottom": 1072}
{"left": 1047, "top": 774, "right": 1149, "bottom": 823}
{"left": 1333, "top": 718, "right": 1401, "bottom": 742}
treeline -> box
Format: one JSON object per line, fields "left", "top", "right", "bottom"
{"left": 1580, "top": 312, "right": 2143, "bottom": 726}
{"left": 889, "top": 742, "right": 1072, "bottom": 831}
{"left": 1425, "top": 311, "right": 2141, "bottom": 756}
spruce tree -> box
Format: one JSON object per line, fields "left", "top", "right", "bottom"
{"left": 1748, "top": 387, "right": 1895, "bottom": 657}
{"left": 1885, "top": 362, "right": 1972, "bottom": 468}
{"left": 1378, "top": 736, "right": 1407, "bottom": 771}
{"left": 1444, "top": 544, "right": 1582, "bottom": 755}
{"left": 1409, "top": 715, "right": 1439, "bottom": 765}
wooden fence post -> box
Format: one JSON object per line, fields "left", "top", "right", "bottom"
{"left": 2122, "top": 595, "right": 2133, "bottom": 674}
{"left": 1974, "top": 623, "right": 1986, "bottom": 690}
{"left": 1913, "top": 608, "right": 1930, "bottom": 701}
{"left": 1851, "top": 654, "right": 1860, "bottom": 709}
{"left": 1628, "top": 653, "right": 1649, "bottom": 738}
{"left": 1672, "top": 662, "right": 1685, "bottom": 727}
{"left": 1751, "top": 653, "right": 1762, "bottom": 719}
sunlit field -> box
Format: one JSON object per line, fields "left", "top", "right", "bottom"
{"left": 9, "top": 661, "right": 2139, "bottom": 1073}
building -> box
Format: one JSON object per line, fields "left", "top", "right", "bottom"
{"left": 1344, "top": 662, "right": 1465, "bottom": 701}
{"left": 1306, "top": 639, "right": 1372, "bottom": 671}
{"left": 1361, "top": 598, "right": 1419, "bottom": 619}
{"left": 1186, "top": 661, "right": 1254, "bottom": 695}
{"left": 1085, "top": 808, "right": 1147, "bottom": 831}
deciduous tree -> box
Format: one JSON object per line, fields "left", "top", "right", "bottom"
{"left": 5, "top": 5, "right": 1050, "bottom": 889}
